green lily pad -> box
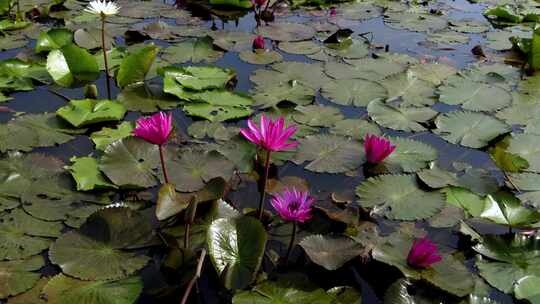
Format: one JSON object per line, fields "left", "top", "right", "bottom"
{"left": 299, "top": 235, "right": 364, "bottom": 270}
{"left": 46, "top": 44, "right": 100, "bottom": 87}
{"left": 252, "top": 81, "right": 315, "bottom": 109}
{"left": 384, "top": 137, "right": 438, "bottom": 173}
{"left": 7, "top": 277, "right": 48, "bottom": 304}
{"left": 207, "top": 216, "right": 267, "bottom": 290}
{"left": 279, "top": 40, "right": 321, "bottom": 55}
{"left": 293, "top": 105, "right": 344, "bottom": 127}
{"left": 438, "top": 78, "right": 512, "bottom": 112}
{"left": 90, "top": 121, "right": 134, "bottom": 151}
{"left": 165, "top": 149, "right": 235, "bottom": 192}
{"left": 325, "top": 57, "right": 407, "bottom": 81}
{"left": 116, "top": 44, "right": 159, "bottom": 88}
{"left": 239, "top": 50, "right": 283, "bottom": 65}
{"left": 0, "top": 255, "right": 44, "bottom": 298}
{"left": 329, "top": 119, "right": 381, "bottom": 139}
{"left": 293, "top": 134, "right": 364, "bottom": 173}
{"left": 506, "top": 133, "right": 540, "bottom": 173}
{"left": 321, "top": 78, "right": 387, "bottom": 107}
{"left": 0, "top": 208, "right": 63, "bottom": 260}
{"left": 99, "top": 137, "right": 159, "bottom": 188}
{"left": 434, "top": 111, "right": 510, "bottom": 148}
{"left": 506, "top": 173, "right": 540, "bottom": 208}
{"left": 372, "top": 231, "right": 474, "bottom": 297}
{"left": 0, "top": 34, "right": 28, "bottom": 51}
{"left": 379, "top": 70, "right": 437, "bottom": 107}
{"left": 443, "top": 186, "right": 485, "bottom": 217}
{"left": 367, "top": 99, "right": 438, "bottom": 132}
{"left": 426, "top": 30, "right": 470, "bottom": 45}
{"left": 49, "top": 206, "right": 152, "bottom": 280}
{"left": 0, "top": 113, "right": 81, "bottom": 152}
{"left": 479, "top": 192, "right": 540, "bottom": 228}
{"left": 67, "top": 156, "right": 116, "bottom": 191}
{"left": 270, "top": 61, "right": 331, "bottom": 89}
{"left": 74, "top": 27, "right": 114, "bottom": 50}
{"left": 56, "top": 99, "right": 126, "bottom": 128}
{"left": 35, "top": 28, "right": 73, "bottom": 53}
{"left": 161, "top": 65, "right": 235, "bottom": 92}
{"left": 162, "top": 36, "right": 224, "bottom": 64}
{"left": 42, "top": 274, "right": 143, "bottom": 304}
{"left": 449, "top": 18, "right": 490, "bottom": 34}
{"left": 188, "top": 121, "right": 238, "bottom": 141}
{"left": 385, "top": 12, "right": 448, "bottom": 32}
{"left": 356, "top": 175, "right": 445, "bottom": 220}
{"left": 117, "top": 83, "right": 179, "bottom": 113}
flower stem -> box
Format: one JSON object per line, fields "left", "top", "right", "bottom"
{"left": 285, "top": 221, "right": 297, "bottom": 263}
{"left": 15, "top": 0, "right": 20, "bottom": 21}
{"left": 184, "top": 223, "right": 190, "bottom": 249}
{"left": 101, "top": 15, "right": 111, "bottom": 100}
{"left": 180, "top": 249, "right": 206, "bottom": 304}
{"left": 258, "top": 149, "right": 271, "bottom": 220}
{"left": 159, "top": 145, "right": 170, "bottom": 184}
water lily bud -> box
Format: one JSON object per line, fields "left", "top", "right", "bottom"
{"left": 252, "top": 35, "right": 265, "bottom": 50}
{"left": 84, "top": 84, "right": 99, "bottom": 99}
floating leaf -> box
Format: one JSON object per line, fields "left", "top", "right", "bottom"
{"left": 506, "top": 133, "right": 540, "bottom": 172}
{"left": 384, "top": 137, "right": 438, "bottom": 173}
{"left": 207, "top": 216, "right": 267, "bottom": 290}
{"left": 67, "top": 156, "right": 116, "bottom": 191}
{"left": 293, "top": 105, "right": 344, "bottom": 127}
{"left": 256, "top": 22, "right": 315, "bottom": 42}
{"left": 42, "top": 274, "right": 143, "bottom": 304}
{"left": 434, "top": 111, "right": 510, "bottom": 148}
{"left": 329, "top": 119, "right": 381, "bottom": 138}
{"left": 90, "top": 121, "right": 134, "bottom": 151}
{"left": 162, "top": 37, "right": 224, "bottom": 64}
{"left": 444, "top": 186, "right": 485, "bottom": 217}
{"left": 35, "top": 28, "right": 73, "bottom": 53}
{"left": 367, "top": 99, "right": 437, "bottom": 132}
{"left": 356, "top": 175, "right": 444, "bottom": 220}
{"left": 99, "top": 137, "right": 159, "bottom": 188}
{"left": 239, "top": 50, "right": 283, "bottom": 65}
{"left": 300, "top": 235, "right": 364, "bottom": 270}
{"left": 438, "top": 78, "right": 512, "bottom": 112}
{"left": 321, "top": 78, "right": 387, "bottom": 107}
{"left": 49, "top": 206, "right": 152, "bottom": 280}
{"left": 379, "top": 70, "right": 436, "bottom": 107}
{"left": 293, "top": 134, "right": 363, "bottom": 173}
{"left": 116, "top": 44, "right": 159, "bottom": 88}
{"left": 479, "top": 192, "right": 540, "bottom": 227}
{"left": 56, "top": 99, "right": 126, "bottom": 128}
{"left": 0, "top": 255, "right": 44, "bottom": 298}
{"left": 46, "top": 44, "right": 99, "bottom": 87}
{"left": 117, "top": 83, "right": 179, "bottom": 113}
{"left": 507, "top": 173, "right": 540, "bottom": 208}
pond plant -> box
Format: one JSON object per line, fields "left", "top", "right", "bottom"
{"left": 3, "top": 0, "right": 540, "bottom": 303}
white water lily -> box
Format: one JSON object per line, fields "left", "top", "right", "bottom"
{"left": 84, "top": 0, "right": 120, "bottom": 16}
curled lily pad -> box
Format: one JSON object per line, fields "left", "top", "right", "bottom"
{"left": 46, "top": 44, "right": 100, "bottom": 87}
{"left": 49, "top": 206, "right": 152, "bottom": 280}
{"left": 116, "top": 44, "right": 159, "bottom": 88}
{"left": 356, "top": 175, "right": 444, "bottom": 220}
{"left": 56, "top": 99, "right": 127, "bottom": 128}
{"left": 99, "top": 137, "right": 159, "bottom": 189}
{"left": 42, "top": 274, "right": 143, "bottom": 304}
{"left": 207, "top": 216, "right": 267, "bottom": 290}
{"left": 35, "top": 28, "right": 73, "bottom": 53}
{"left": 479, "top": 192, "right": 540, "bottom": 228}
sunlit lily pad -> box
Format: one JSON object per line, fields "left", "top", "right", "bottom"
{"left": 356, "top": 175, "right": 444, "bottom": 220}
{"left": 506, "top": 133, "right": 540, "bottom": 173}
{"left": 90, "top": 121, "right": 134, "bottom": 151}
{"left": 56, "top": 99, "right": 126, "bottom": 128}
{"left": 42, "top": 274, "right": 143, "bottom": 304}
{"left": 35, "top": 28, "right": 73, "bottom": 53}
{"left": 207, "top": 216, "right": 267, "bottom": 290}
{"left": 161, "top": 36, "right": 224, "bottom": 64}
{"left": 434, "top": 111, "right": 510, "bottom": 148}
{"left": 49, "top": 206, "right": 152, "bottom": 280}
{"left": 438, "top": 78, "right": 512, "bottom": 112}
{"left": 379, "top": 70, "right": 436, "bottom": 107}
{"left": 116, "top": 44, "right": 159, "bottom": 88}
{"left": 367, "top": 99, "right": 438, "bottom": 132}
{"left": 67, "top": 156, "right": 116, "bottom": 191}
{"left": 384, "top": 137, "right": 438, "bottom": 173}
{"left": 0, "top": 255, "right": 44, "bottom": 298}
{"left": 46, "top": 44, "right": 99, "bottom": 87}
{"left": 99, "top": 137, "right": 159, "bottom": 188}
{"left": 479, "top": 192, "right": 540, "bottom": 228}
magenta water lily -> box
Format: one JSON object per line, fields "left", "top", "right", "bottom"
{"left": 364, "top": 134, "right": 396, "bottom": 164}
{"left": 240, "top": 114, "right": 298, "bottom": 220}
{"left": 134, "top": 112, "right": 173, "bottom": 183}
{"left": 407, "top": 237, "right": 442, "bottom": 268}
{"left": 253, "top": 35, "right": 265, "bottom": 50}
{"left": 271, "top": 188, "right": 314, "bottom": 262}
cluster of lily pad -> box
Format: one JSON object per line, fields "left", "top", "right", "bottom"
{"left": 3, "top": 0, "right": 540, "bottom": 303}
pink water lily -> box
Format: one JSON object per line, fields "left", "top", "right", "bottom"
{"left": 329, "top": 7, "right": 337, "bottom": 16}
{"left": 133, "top": 112, "right": 173, "bottom": 146}
{"left": 364, "top": 134, "right": 396, "bottom": 164}
{"left": 407, "top": 237, "right": 442, "bottom": 268}
{"left": 240, "top": 114, "right": 298, "bottom": 152}
{"left": 271, "top": 188, "right": 314, "bottom": 223}
{"left": 253, "top": 35, "right": 265, "bottom": 50}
